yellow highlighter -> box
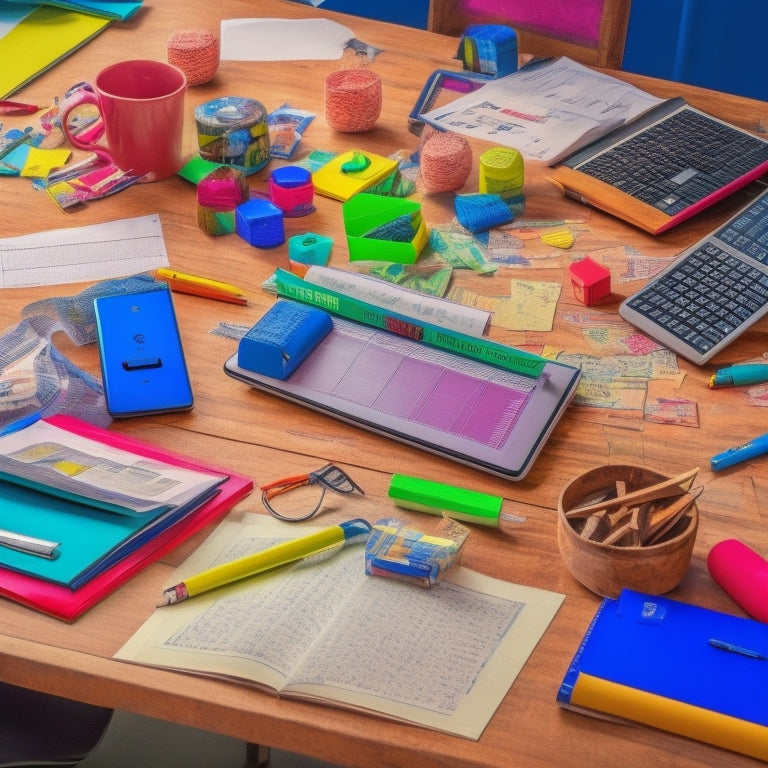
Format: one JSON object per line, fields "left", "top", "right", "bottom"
{"left": 160, "top": 518, "right": 372, "bottom": 605}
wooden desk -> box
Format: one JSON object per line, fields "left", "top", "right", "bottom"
{"left": 1, "top": 3, "right": 766, "bottom": 767}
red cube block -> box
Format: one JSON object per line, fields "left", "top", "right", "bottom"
{"left": 568, "top": 257, "right": 611, "bottom": 305}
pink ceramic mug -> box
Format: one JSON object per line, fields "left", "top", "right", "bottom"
{"left": 61, "top": 60, "right": 187, "bottom": 181}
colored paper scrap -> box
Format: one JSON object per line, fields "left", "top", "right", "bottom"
{"left": 498, "top": 280, "right": 561, "bottom": 331}
{"left": 20, "top": 146, "right": 70, "bottom": 177}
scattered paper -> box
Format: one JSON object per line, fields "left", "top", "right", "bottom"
{"left": 220, "top": 18, "right": 354, "bottom": 61}
{"left": 0, "top": 214, "right": 168, "bottom": 288}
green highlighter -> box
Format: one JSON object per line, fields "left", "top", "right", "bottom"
{"left": 387, "top": 474, "right": 504, "bottom": 527}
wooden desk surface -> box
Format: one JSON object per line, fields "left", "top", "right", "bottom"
{"left": 1, "top": 3, "right": 766, "bottom": 767}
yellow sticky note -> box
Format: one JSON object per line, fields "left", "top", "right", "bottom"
{"left": 21, "top": 147, "right": 71, "bottom": 178}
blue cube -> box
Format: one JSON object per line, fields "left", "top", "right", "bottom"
{"left": 235, "top": 198, "right": 285, "bottom": 248}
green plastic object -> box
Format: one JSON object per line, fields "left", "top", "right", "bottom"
{"left": 342, "top": 193, "right": 428, "bottom": 264}
{"left": 388, "top": 474, "right": 502, "bottom": 526}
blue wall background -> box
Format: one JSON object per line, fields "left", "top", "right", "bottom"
{"left": 622, "top": 0, "right": 768, "bottom": 102}
{"left": 291, "top": 0, "right": 429, "bottom": 29}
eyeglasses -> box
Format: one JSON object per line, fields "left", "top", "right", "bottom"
{"left": 259, "top": 463, "right": 364, "bottom": 522}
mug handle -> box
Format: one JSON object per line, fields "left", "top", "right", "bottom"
{"left": 60, "top": 88, "right": 113, "bottom": 164}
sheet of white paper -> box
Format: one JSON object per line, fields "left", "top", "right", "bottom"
{"left": 0, "top": 214, "right": 169, "bottom": 288}
{"left": 220, "top": 18, "right": 354, "bottom": 61}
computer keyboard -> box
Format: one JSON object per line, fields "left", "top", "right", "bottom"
{"left": 619, "top": 187, "right": 768, "bottom": 364}
{"left": 571, "top": 108, "right": 768, "bottom": 216}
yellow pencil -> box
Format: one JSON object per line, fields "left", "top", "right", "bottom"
{"left": 155, "top": 268, "right": 248, "bottom": 304}
{"left": 160, "top": 519, "right": 372, "bottom": 605}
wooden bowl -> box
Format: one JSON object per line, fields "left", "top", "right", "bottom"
{"left": 557, "top": 464, "right": 698, "bottom": 598}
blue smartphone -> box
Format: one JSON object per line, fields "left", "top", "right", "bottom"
{"left": 94, "top": 287, "right": 194, "bottom": 417}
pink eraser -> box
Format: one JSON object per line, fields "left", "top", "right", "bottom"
{"left": 707, "top": 539, "right": 768, "bottom": 623}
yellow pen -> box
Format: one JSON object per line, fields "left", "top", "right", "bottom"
{"left": 155, "top": 268, "right": 248, "bottom": 304}
{"left": 159, "top": 518, "right": 372, "bottom": 605}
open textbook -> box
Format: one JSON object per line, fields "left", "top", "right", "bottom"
{"left": 420, "top": 57, "right": 663, "bottom": 165}
{"left": 116, "top": 516, "right": 564, "bottom": 740}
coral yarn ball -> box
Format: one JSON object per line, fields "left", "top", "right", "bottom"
{"left": 419, "top": 132, "right": 473, "bottom": 193}
{"left": 325, "top": 69, "right": 382, "bottom": 133}
{"left": 167, "top": 29, "right": 219, "bottom": 87}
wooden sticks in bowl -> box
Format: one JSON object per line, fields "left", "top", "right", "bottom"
{"left": 566, "top": 467, "right": 700, "bottom": 547}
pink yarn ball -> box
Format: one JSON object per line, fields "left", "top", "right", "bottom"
{"left": 419, "top": 132, "right": 473, "bottom": 193}
{"left": 325, "top": 69, "right": 382, "bottom": 133}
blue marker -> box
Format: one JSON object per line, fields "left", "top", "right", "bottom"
{"left": 711, "top": 431, "right": 768, "bottom": 471}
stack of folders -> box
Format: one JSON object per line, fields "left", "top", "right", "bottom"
{"left": 0, "top": 414, "right": 252, "bottom": 621}
{"left": 557, "top": 589, "right": 768, "bottom": 761}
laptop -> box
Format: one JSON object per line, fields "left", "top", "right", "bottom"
{"left": 549, "top": 97, "right": 768, "bottom": 234}
{"left": 224, "top": 315, "right": 581, "bottom": 480}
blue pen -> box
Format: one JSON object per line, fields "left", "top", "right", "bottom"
{"left": 711, "top": 431, "right": 768, "bottom": 471}
{"left": 709, "top": 363, "right": 768, "bottom": 388}
{"left": 709, "top": 638, "right": 768, "bottom": 660}
{"left": 0, "top": 409, "right": 44, "bottom": 438}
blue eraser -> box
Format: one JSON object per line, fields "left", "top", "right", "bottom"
{"left": 238, "top": 301, "right": 332, "bottom": 379}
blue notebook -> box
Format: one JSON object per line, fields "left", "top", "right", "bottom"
{"left": 557, "top": 589, "right": 768, "bottom": 761}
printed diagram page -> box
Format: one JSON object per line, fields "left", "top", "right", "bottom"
{"left": 421, "top": 57, "right": 663, "bottom": 164}
{"left": 116, "top": 516, "right": 564, "bottom": 739}
{"left": 0, "top": 419, "right": 225, "bottom": 516}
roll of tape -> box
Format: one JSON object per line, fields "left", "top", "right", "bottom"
{"left": 195, "top": 96, "right": 270, "bottom": 175}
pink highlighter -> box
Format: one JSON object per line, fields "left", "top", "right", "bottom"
{"left": 707, "top": 539, "right": 768, "bottom": 623}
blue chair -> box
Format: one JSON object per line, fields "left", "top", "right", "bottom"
{"left": 0, "top": 681, "right": 113, "bottom": 768}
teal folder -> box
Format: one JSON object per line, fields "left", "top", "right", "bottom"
{"left": 6, "top": 1, "right": 143, "bottom": 21}
{"left": 557, "top": 589, "right": 768, "bottom": 761}
{"left": 0, "top": 479, "right": 219, "bottom": 590}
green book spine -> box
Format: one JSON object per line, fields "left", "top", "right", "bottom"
{"left": 274, "top": 269, "right": 547, "bottom": 377}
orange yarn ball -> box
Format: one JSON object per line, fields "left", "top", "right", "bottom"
{"left": 167, "top": 29, "right": 219, "bottom": 87}
{"left": 419, "top": 132, "right": 473, "bottom": 193}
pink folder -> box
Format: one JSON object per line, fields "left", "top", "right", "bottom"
{"left": 0, "top": 414, "right": 253, "bottom": 621}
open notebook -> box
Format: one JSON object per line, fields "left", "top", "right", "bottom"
{"left": 224, "top": 315, "right": 580, "bottom": 480}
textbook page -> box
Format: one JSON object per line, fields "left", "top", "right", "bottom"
{"left": 0, "top": 418, "right": 225, "bottom": 517}
{"left": 116, "top": 515, "right": 564, "bottom": 739}
{"left": 420, "top": 57, "right": 664, "bottom": 165}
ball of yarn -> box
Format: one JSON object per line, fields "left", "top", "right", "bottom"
{"left": 325, "top": 69, "right": 382, "bottom": 133}
{"left": 419, "top": 131, "right": 473, "bottom": 193}
{"left": 167, "top": 29, "right": 219, "bottom": 86}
